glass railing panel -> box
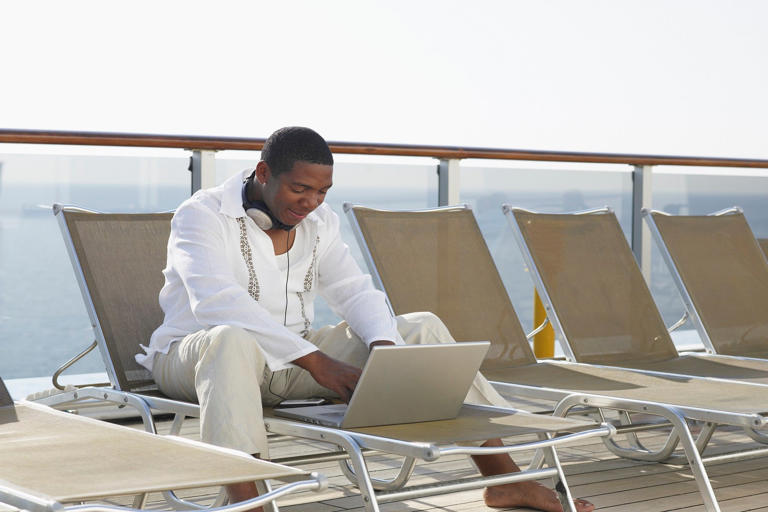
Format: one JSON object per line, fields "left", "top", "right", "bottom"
{"left": 213, "top": 154, "right": 258, "bottom": 186}
{"left": 0, "top": 148, "right": 189, "bottom": 379}
{"left": 653, "top": 168, "right": 768, "bottom": 231}
{"left": 461, "top": 163, "right": 633, "bottom": 338}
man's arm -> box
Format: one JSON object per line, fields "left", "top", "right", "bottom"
{"left": 315, "top": 209, "right": 403, "bottom": 347}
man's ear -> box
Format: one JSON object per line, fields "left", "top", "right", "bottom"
{"left": 255, "top": 161, "right": 271, "bottom": 185}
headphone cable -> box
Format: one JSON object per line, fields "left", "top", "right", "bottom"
{"left": 269, "top": 232, "right": 291, "bottom": 403}
{"left": 284, "top": 232, "right": 290, "bottom": 326}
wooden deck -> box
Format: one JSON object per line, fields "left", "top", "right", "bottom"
{"left": 107, "top": 408, "right": 768, "bottom": 512}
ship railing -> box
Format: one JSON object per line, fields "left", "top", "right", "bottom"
{"left": 2, "top": 129, "right": 768, "bottom": 380}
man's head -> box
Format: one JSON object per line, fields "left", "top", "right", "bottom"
{"left": 253, "top": 127, "right": 334, "bottom": 228}
{"left": 261, "top": 126, "right": 334, "bottom": 176}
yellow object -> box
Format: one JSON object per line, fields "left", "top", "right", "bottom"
{"left": 533, "top": 289, "right": 555, "bottom": 358}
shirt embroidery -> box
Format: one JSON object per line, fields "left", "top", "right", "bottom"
{"left": 237, "top": 217, "right": 260, "bottom": 301}
{"left": 297, "top": 293, "right": 309, "bottom": 339}
{"left": 297, "top": 235, "right": 320, "bottom": 338}
{"left": 304, "top": 235, "right": 320, "bottom": 292}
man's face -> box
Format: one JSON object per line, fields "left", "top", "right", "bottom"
{"left": 261, "top": 160, "right": 333, "bottom": 226}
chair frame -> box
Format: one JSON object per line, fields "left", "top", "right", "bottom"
{"left": 344, "top": 201, "right": 768, "bottom": 512}
{"left": 35, "top": 204, "right": 614, "bottom": 512}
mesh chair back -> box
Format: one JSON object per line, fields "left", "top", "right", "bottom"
{"left": 350, "top": 206, "right": 537, "bottom": 370}
{"left": 61, "top": 210, "right": 172, "bottom": 391}
{"left": 651, "top": 211, "right": 768, "bottom": 357}
{"left": 512, "top": 210, "right": 679, "bottom": 365}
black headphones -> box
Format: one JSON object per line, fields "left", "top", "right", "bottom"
{"left": 241, "top": 170, "right": 295, "bottom": 231}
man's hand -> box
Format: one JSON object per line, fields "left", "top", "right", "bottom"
{"left": 369, "top": 340, "right": 396, "bottom": 351}
{"left": 292, "top": 351, "right": 361, "bottom": 403}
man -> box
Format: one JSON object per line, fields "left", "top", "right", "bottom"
{"left": 136, "top": 127, "right": 593, "bottom": 512}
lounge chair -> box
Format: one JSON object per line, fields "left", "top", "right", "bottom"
{"left": 644, "top": 207, "right": 768, "bottom": 359}
{"left": 504, "top": 206, "right": 768, "bottom": 383}
{"left": 34, "top": 204, "right": 613, "bottom": 512}
{"left": 344, "top": 202, "right": 768, "bottom": 512}
{"left": 503, "top": 204, "right": 768, "bottom": 457}
{"left": 0, "top": 377, "right": 324, "bottom": 512}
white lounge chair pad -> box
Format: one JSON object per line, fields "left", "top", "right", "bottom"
{"left": 0, "top": 401, "right": 306, "bottom": 503}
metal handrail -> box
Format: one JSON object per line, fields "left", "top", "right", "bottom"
{"left": 2, "top": 128, "right": 768, "bottom": 168}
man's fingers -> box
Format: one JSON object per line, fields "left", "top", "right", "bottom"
{"left": 340, "top": 369, "right": 360, "bottom": 403}
{"left": 338, "top": 383, "right": 353, "bottom": 403}
{"left": 342, "top": 376, "right": 358, "bottom": 403}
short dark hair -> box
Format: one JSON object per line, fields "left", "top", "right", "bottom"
{"left": 261, "top": 126, "right": 333, "bottom": 176}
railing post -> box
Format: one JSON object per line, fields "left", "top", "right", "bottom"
{"left": 190, "top": 149, "right": 217, "bottom": 193}
{"left": 437, "top": 158, "right": 461, "bottom": 206}
{"left": 632, "top": 164, "right": 653, "bottom": 280}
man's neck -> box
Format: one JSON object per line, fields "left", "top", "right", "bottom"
{"left": 267, "top": 228, "right": 295, "bottom": 255}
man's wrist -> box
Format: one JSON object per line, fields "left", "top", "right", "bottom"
{"left": 292, "top": 349, "right": 324, "bottom": 372}
{"left": 369, "top": 340, "right": 396, "bottom": 349}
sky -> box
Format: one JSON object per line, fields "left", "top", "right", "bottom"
{"left": 1, "top": 0, "right": 767, "bottom": 160}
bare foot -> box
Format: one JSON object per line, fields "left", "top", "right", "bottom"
{"left": 484, "top": 480, "right": 594, "bottom": 512}
{"left": 472, "top": 439, "right": 594, "bottom": 512}
{"left": 226, "top": 481, "right": 263, "bottom": 512}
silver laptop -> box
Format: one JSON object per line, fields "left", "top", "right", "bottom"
{"left": 273, "top": 342, "right": 490, "bottom": 429}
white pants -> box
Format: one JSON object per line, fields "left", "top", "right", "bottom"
{"left": 152, "top": 312, "right": 508, "bottom": 458}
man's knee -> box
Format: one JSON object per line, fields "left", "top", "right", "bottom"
{"left": 396, "top": 311, "right": 455, "bottom": 345}
{"left": 203, "top": 325, "right": 266, "bottom": 366}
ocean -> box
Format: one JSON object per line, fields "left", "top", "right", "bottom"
{"left": 3, "top": 161, "right": 768, "bottom": 380}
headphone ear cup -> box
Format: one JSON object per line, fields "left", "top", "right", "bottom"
{"left": 245, "top": 208, "right": 274, "bottom": 231}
